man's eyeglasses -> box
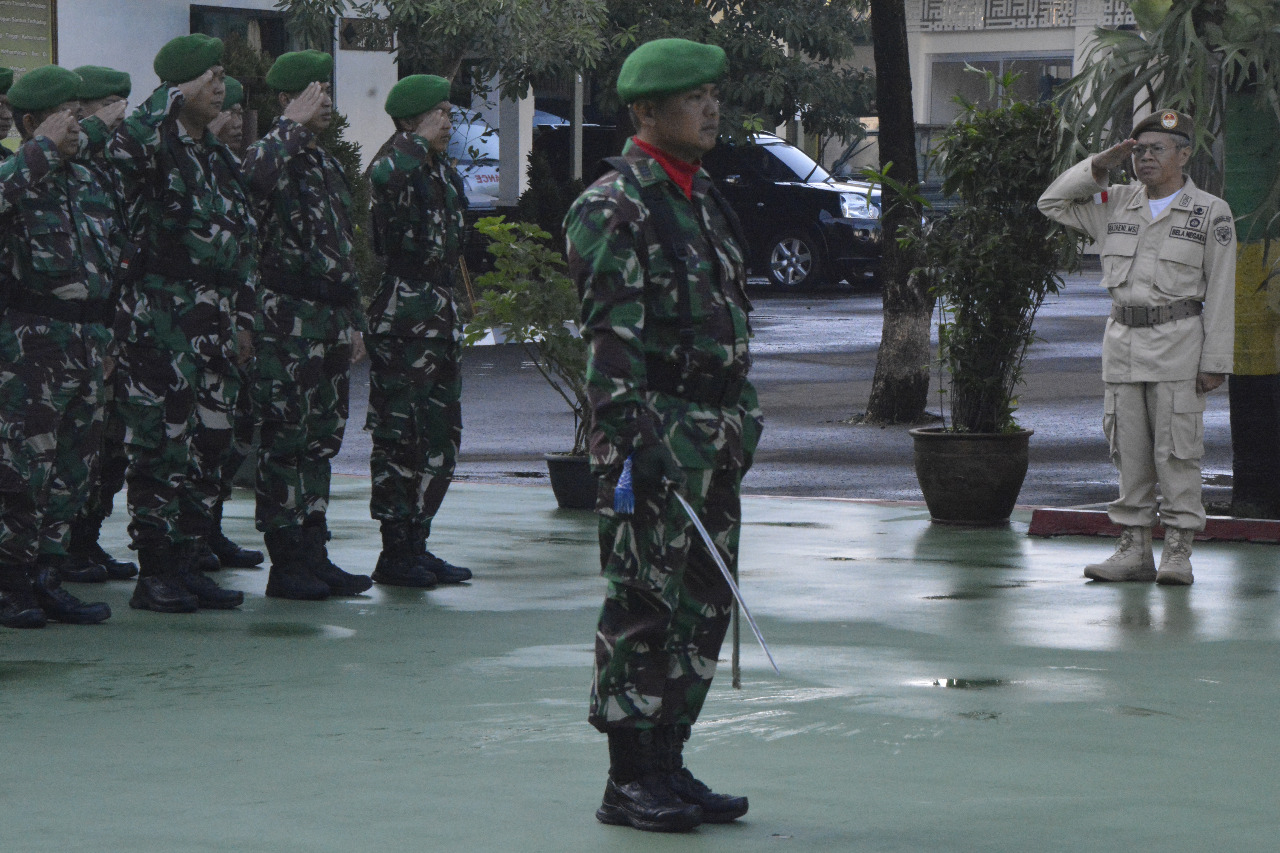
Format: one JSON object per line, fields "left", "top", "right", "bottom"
{"left": 1131, "top": 143, "right": 1184, "bottom": 158}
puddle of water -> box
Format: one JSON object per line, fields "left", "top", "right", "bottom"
{"left": 0, "top": 661, "right": 91, "bottom": 683}
{"left": 747, "top": 522, "right": 830, "bottom": 529}
{"left": 246, "top": 622, "right": 355, "bottom": 639}
{"left": 906, "top": 678, "right": 1009, "bottom": 690}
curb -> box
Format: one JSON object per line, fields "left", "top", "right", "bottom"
{"left": 1028, "top": 507, "right": 1280, "bottom": 544}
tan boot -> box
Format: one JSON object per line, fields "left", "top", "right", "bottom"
{"left": 1084, "top": 526, "right": 1156, "bottom": 582}
{"left": 1156, "top": 527, "right": 1195, "bottom": 585}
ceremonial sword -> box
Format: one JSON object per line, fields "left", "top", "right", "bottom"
{"left": 673, "top": 492, "right": 780, "bottom": 675}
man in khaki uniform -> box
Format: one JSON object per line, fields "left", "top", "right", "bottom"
{"left": 1039, "top": 110, "right": 1236, "bottom": 585}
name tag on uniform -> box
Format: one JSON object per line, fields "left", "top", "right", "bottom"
{"left": 1108, "top": 222, "right": 1139, "bottom": 235}
{"left": 1170, "top": 226, "right": 1206, "bottom": 244}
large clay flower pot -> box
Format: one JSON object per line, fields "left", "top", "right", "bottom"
{"left": 909, "top": 427, "right": 1034, "bottom": 525}
{"left": 544, "top": 452, "right": 597, "bottom": 510}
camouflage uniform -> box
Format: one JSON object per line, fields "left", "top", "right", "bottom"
{"left": 0, "top": 135, "right": 119, "bottom": 569}
{"left": 365, "top": 131, "right": 466, "bottom": 535}
{"left": 241, "top": 116, "right": 361, "bottom": 534}
{"left": 107, "top": 85, "right": 256, "bottom": 553}
{"left": 566, "top": 140, "right": 763, "bottom": 733}
{"left": 67, "top": 115, "right": 132, "bottom": 567}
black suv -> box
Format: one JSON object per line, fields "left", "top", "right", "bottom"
{"left": 701, "top": 133, "right": 882, "bottom": 289}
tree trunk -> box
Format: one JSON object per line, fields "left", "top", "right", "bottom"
{"left": 864, "top": 0, "right": 932, "bottom": 424}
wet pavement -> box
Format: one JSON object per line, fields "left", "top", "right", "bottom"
{"left": 3, "top": 479, "right": 1278, "bottom": 852}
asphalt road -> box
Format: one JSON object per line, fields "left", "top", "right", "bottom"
{"left": 334, "top": 269, "right": 1233, "bottom": 510}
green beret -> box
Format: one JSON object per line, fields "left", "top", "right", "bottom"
{"left": 1133, "top": 109, "right": 1194, "bottom": 141}
{"left": 223, "top": 76, "right": 243, "bottom": 109}
{"left": 154, "top": 34, "right": 224, "bottom": 85}
{"left": 617, "top": 38, "right": 727, "bottom": 104}
{"left": 384, "top": 74, "right": 450, "bottom": 119}
{"left": 0, "top": 67, "right": 12, "bottom": 96}
{"left": 7, "top": 65, "right": 81, "bottom": 113}
{"left": 266, "top": 50, "right": 333, "bottom": 93}
{"left": 73, "top": 65, "right": 131, "bottom": 101}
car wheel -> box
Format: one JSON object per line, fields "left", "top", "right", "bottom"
{"left": 767, "top": 232, "right": 825, "bottom": 289}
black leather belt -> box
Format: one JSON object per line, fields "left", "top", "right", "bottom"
{"left": 7, "top": 291, "right": 113, "bottom": 325}
{"left": 384, "top": 256, "right": 449, "bottom": 284}
{"left": 645, "top": 356, "right": 745, "bottom": 408}
{"left": 146, "top": 253, "right": 240, "bottom": 291}
{"left": 261, "top": 267, "right": 353, "bottom": 305}
{"left": 1111, "top": 299, "right": 1202, "bottom": 327}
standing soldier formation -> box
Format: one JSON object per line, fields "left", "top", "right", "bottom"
{"left": 364, "top": 73, "right": 471, "bottom": 588}
{"left": 0, "top": 66, "right": 120, "bottom": 627}
{"left": 108, "top": 35, "right": 255, "bottom": 613}
{"left": 566, "top": 38, "right": 762, "bottom": 832}
{"left": 242, "top": 50, "right": 371, "bottom": 600}
{"left": 1039, "top": 109, "right": 1236, "bottom": 585}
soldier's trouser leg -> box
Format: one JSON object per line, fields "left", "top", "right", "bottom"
{"left": 117, "top": 344, "right": 201, "bottom": 551}
{"left": 218, "top": 363, "right": 257, "bottom": 503}
{"left": 367, "top": 336, "right": 461, "bottom": 537}
{"left": 179, "top": 365, "right": 240, "bottom": 541}
{"left": 80, "top": 386, "right": 130, "bottom": 524}
{"left": 254, "top": 335, "right": 349, "bottom": 533}
{"left": 589, "top": 465, "right": 741, "bottom": 732}
{"left": 39, "top": 333, "right": 106, "bottom": 558}
{"left": 0, "top": 323, "right": 65, "bottom": 568}
{"left": 1105, "top": 380, "right": 1206, "bottom": 532}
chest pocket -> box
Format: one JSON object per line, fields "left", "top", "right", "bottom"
{"left": 1155, "top": 227, "right": 1207, "bottom": 299}
{"left": 1100, "top": 229, "right": 1139, "bottom": 287}
{"left": 20, "top": 205, "right": 79, "bottom": 281}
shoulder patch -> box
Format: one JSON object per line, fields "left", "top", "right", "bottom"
{"left": 1215, "top": 224, "right": 1234, "bottom": 246}
{"left": 1212, "top": 214, "right": 1232, "bottom": 226}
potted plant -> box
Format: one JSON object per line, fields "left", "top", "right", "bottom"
{"left": 462, "top": 216, "right": 595, "bottom": 509}
{"left": 908, "top": 72, "right": 1078, "bottom": 524}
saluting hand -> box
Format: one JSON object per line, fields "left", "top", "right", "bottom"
{"left": 32, "top": 109, "right": 80, "bottom": 156}
{"left": 282, "top": 82, "right": 328, "bottom": 128}
{"left": 1091, "top": 139, "right": 1137, "bottom": 182}
{"left": 414, "top": 107, "right": 451, "bottom": 145}
{"left": 349, "top": 330, "right": 366, "bottom": 365}
{"left": 178, "top": 68, "right": 218, "bottom": 105}
{"left": 90, "top": 99, "right": 128, "bottom": 133}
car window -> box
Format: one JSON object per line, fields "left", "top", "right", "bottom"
{"left": 761, "top": 142, "right": 831, "bottom": 183}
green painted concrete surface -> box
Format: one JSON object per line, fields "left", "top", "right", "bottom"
{"left": 2, "top": 480, "right": 1278, "bottom": 852}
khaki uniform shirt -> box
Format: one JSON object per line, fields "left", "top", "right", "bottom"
{"left": 1038, "top": 158, "right": 1236, "bottom": 382}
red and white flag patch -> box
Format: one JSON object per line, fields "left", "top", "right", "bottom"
{"left": 1093, "top": 191, "right": 1108, "bottom": 205}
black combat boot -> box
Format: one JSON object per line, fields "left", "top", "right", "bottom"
{"left": 68, "top": 515, "right": 138, "bottom": 580}
{"left": 596, "top": 729, "right": 703, "bottom": 832}
{"left": 32, "top": 562, "right": 112, "bottom": 624}
{"left": 209, "top": 501, "right": 264, "bottom": 568}
{"left": 371, "top": 522, "right": 437, "bottom": 588}
{"left": 412, "top": 522, "right": 471, "bottom": 583}
{"left": 172, "top": 541, "right": 243, "bottom": 609}
{"left": 129, "top": 543, "right": 199, "bottom": 613}
{"left": 301, "top": 521, "right": 372, "bottom": 595}
{"left": 0, "top": 567, "right": 46, "bottom": 629}
{"left": 39, "top": 552, "right": 108, "bottom": 584}
{"left": 658, "top": 724, "right": 748, "bottom": 823}
{"left": 264, "top": 528, "right": 330, "bottom": 600}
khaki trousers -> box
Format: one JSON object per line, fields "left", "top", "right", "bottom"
{"left": 1103, "top": 379, "right": 1206, "bottom": 531}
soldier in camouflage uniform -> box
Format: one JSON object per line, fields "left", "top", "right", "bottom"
{"left": 241, "top": 51, "right": 370, "bottom": 600}
{"left": 200, "top": 75, "right": 264, "bottom": 571}
{"left": 0, "top": 66, "right": 116, "bottom": 628}
{"left": 565, "top": 39, "right": 762, "bottom": 832}
{"left": 56, "top": 65, "right": 139, "bottom": 584}
{"left": 108, "top": 35, "right": 254, "bottom": 613}
{"left": 364, "top": 74, "right": 472, "bottom": 588}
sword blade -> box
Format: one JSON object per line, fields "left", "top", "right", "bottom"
{"left": 674, "top": 492, "right": 780, "bottom": 675}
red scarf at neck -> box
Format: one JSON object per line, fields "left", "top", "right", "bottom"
{"left": 631, "top": 136, "right": 699, "bottom": 200}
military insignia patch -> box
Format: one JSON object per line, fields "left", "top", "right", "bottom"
{"left": 1170, "top": 226, "right": 1206, "bottom": 244}
{"left": 1192, "top": 205, "right": 1206, "bottom": 216}
{"left": 1161, "top": 111, "right": 1179, "bottom": 129}
{"left": 1215, "top": 224, "right": 1233, "bottom": 245}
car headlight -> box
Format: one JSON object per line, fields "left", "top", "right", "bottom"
{"left": 840, "top": 193, "right": 880, "bottom": 219}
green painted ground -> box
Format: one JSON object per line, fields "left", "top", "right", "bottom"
{"left": 2, "top": 481, "right": 1277, "bottom": 852}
